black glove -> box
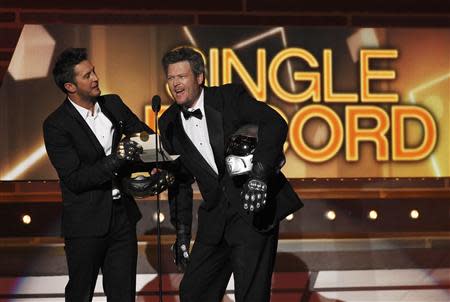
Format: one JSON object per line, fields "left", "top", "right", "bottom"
{"left": 122, "top": 170, "right": 175, "bottom": 198}
{"left": 116, "top": 139, "right": 143, "bottom": 161}
{"left": 101, "top": 139, "right": 144, "bottom": 173}
{"left": 241, "top": 162, "right": 268, "bottom": 213}
{"left": 171, "top": 226, "right": 191, "bottom": 272}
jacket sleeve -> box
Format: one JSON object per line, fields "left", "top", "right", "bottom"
{"left": 226, "top": 84, "right": 288, "bottom": 174}
{"left": 159, "top": 115, "right": 194, "bottom": 232}
{"left": 43, "top": 117, "right": 119, "bottom": 194}
{"left": 109, "top": 94, "right": 153, "bottom": 135}
{"left": 167, "top": 160, "right": 194, "bottom": 232}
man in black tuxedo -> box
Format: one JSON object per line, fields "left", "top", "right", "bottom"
{"left": 159, "top": 47, "right": 303, "bottom": 302}
{"left": 43, "top": 48, "right": 151, "bottom": 301}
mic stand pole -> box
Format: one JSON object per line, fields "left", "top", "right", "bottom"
{"left": 155, "top": 110, "right": 163, "bottom": 302}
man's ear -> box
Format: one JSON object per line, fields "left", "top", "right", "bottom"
{"left": 197, "top": 73, "right": 204, "bottom": 85}
{"left": 64, "top": 82, "right": 76, "bottom": 93}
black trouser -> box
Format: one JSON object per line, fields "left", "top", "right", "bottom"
{"left": 179, "top": 204, "right": 279, "bottom": 302}
{"left": 64, "top": 200, "right": 138, "bottom": 302}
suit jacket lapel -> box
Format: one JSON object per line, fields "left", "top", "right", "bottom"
{"left": 204, "top": 102, "right": 225, "bottom": 176}
{"left": 173, "top": 109, "right": 219, "bottom": 179}
{"left": 63, "top": 99, "right": 105, "bottom": 156}
{"left": 97, "top": 96, "right": 122, "bottom": 151}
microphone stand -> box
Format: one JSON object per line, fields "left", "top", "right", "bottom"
{"left": 152, "top": 96, "right": 163, "bottom": 302}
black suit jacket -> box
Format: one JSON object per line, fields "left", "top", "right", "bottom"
{"left": 159, "top": 84, "right": 303, "bottom": 244}
{"left": 43, "top": 94, "right": 151, "bottom": 238}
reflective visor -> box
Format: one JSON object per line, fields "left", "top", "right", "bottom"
{"left": 225, "top": 135, "right": 257, "bottom": 156}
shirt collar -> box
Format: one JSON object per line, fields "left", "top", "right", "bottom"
{"left": 68, "top": 97, "right": 100, "bottom": 120}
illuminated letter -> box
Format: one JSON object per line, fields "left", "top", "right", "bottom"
{"left": 222, "top": 48, "right": 266, "bottom": 101}
{"left": 392, "top": 106, "right": 437, "bottom": 161}
{"left": 323, "top": 49, "right": 358, "bottom": 103}
{"left": 290, "top": 105, "right": 343, "bottom": 162}
{"left": 360, "top": 49, "right": 399, "bottom": 103}
{"left": 346, "top": 106, "right": 390, "bottom": 161}
{"left": 269, "top": 48, "right": 321, "bottom": 103}
{"left": 209, "top": 48, "right": 219, "bottom": 86}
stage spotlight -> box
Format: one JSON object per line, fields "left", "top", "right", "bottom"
{"left": 410, "top": 210, "right": 420, "bottom": 219}
{"left": 325, "top": 210, "right": 336, "bottom": 221}
{"left": 285, "top": 214, "right": 294, "bottom": 221}
{"left": 368, "top": 210, "right": 378, "bottom": 220}
{"left": 152, "top": 212, "right": 165, "bottom": 223}
{"left": 22, "top": 214, "right": 31, "bottom": 225}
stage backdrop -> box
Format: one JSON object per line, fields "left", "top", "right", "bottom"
{"left": 0, "top": 25, "right": 449, "bottom": 180}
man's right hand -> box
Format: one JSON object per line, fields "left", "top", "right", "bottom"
{"left": 102, "top": 139, "right": 143, "bottom": 173}
{"left": 171, "top": 228, "right": 191, "bottom": 272}
{"left": 116, "top": 139, "right": 143, "bottom": 161}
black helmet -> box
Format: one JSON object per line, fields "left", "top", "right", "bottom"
{"left": 225, "top": 125, "right": 258, "bottom": 176}
{"left": 225, "top": 124, "right": 286, "bottom": 176}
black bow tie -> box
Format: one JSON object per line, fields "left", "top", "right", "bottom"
{"left": 182, "top": 107, "right": 203, "bottom": 120}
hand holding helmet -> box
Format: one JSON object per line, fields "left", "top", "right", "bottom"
{"left": 225, "top": 124, "right": 272, "bottom": 213}
{"left": 118, "top": 133, "right": 175, "bottom": 197}
{"left": 241, "top": 161, "right": 268, "bottom": 212}
{"left": 101, "top": 136, "right": 144, "bottom": 173}
{"left": 122, "top": 169, "right": 175, "bottom": 198}
{"left": 116, "top": 139, "right": 143, "bottom": 161}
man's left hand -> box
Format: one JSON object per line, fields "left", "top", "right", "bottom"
{"left": 171, "top": 226, "right": 191, "bottom": 272}
{"left": 122, "top": 170, "right": 175, "bottom": 198}
{"left": 241, "top": 178, "right": 267, "bottom": 212}
{"left": 117, "top": 139, "right": 143, "bottom": 162}
{"left": 241, "top": 162, "right": 268, "bottom": 212}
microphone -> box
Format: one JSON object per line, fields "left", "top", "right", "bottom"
{"left": 152, "top": 95, "right": 165, "bottom": 160}
{"left": 151, "top": 94, "right": 163, "bottom": 302}
{"left": 152, "top": 95, "right": 161, "bottom": 113}
{"left": 151, "top": 95, "right": 161, "bottom": 162}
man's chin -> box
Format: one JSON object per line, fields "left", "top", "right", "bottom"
{"left": 176, "top": 98, "right": 197, "bottom": 108}
{"left": 175, "top": 98, "right": 188, "bottom": 106}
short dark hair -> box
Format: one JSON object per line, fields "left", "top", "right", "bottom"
{"left": 52, "top": 48, "right": 88, "bottom": 93}
{"left": 162, "top": 47, "right": 205, "bottom": 78}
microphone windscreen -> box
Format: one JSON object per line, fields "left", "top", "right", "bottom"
{"left": 152, "top": 95, "right": 161, "bottom": 112}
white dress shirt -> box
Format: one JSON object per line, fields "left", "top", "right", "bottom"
{"left": 181, "top": 89, "right": 219, "bottom": 174}
{"left": 69, "top": 98, "right": 121, "bottom": 199}
{"left": 69, "top": 99, "right": 115, "bottom": 155}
